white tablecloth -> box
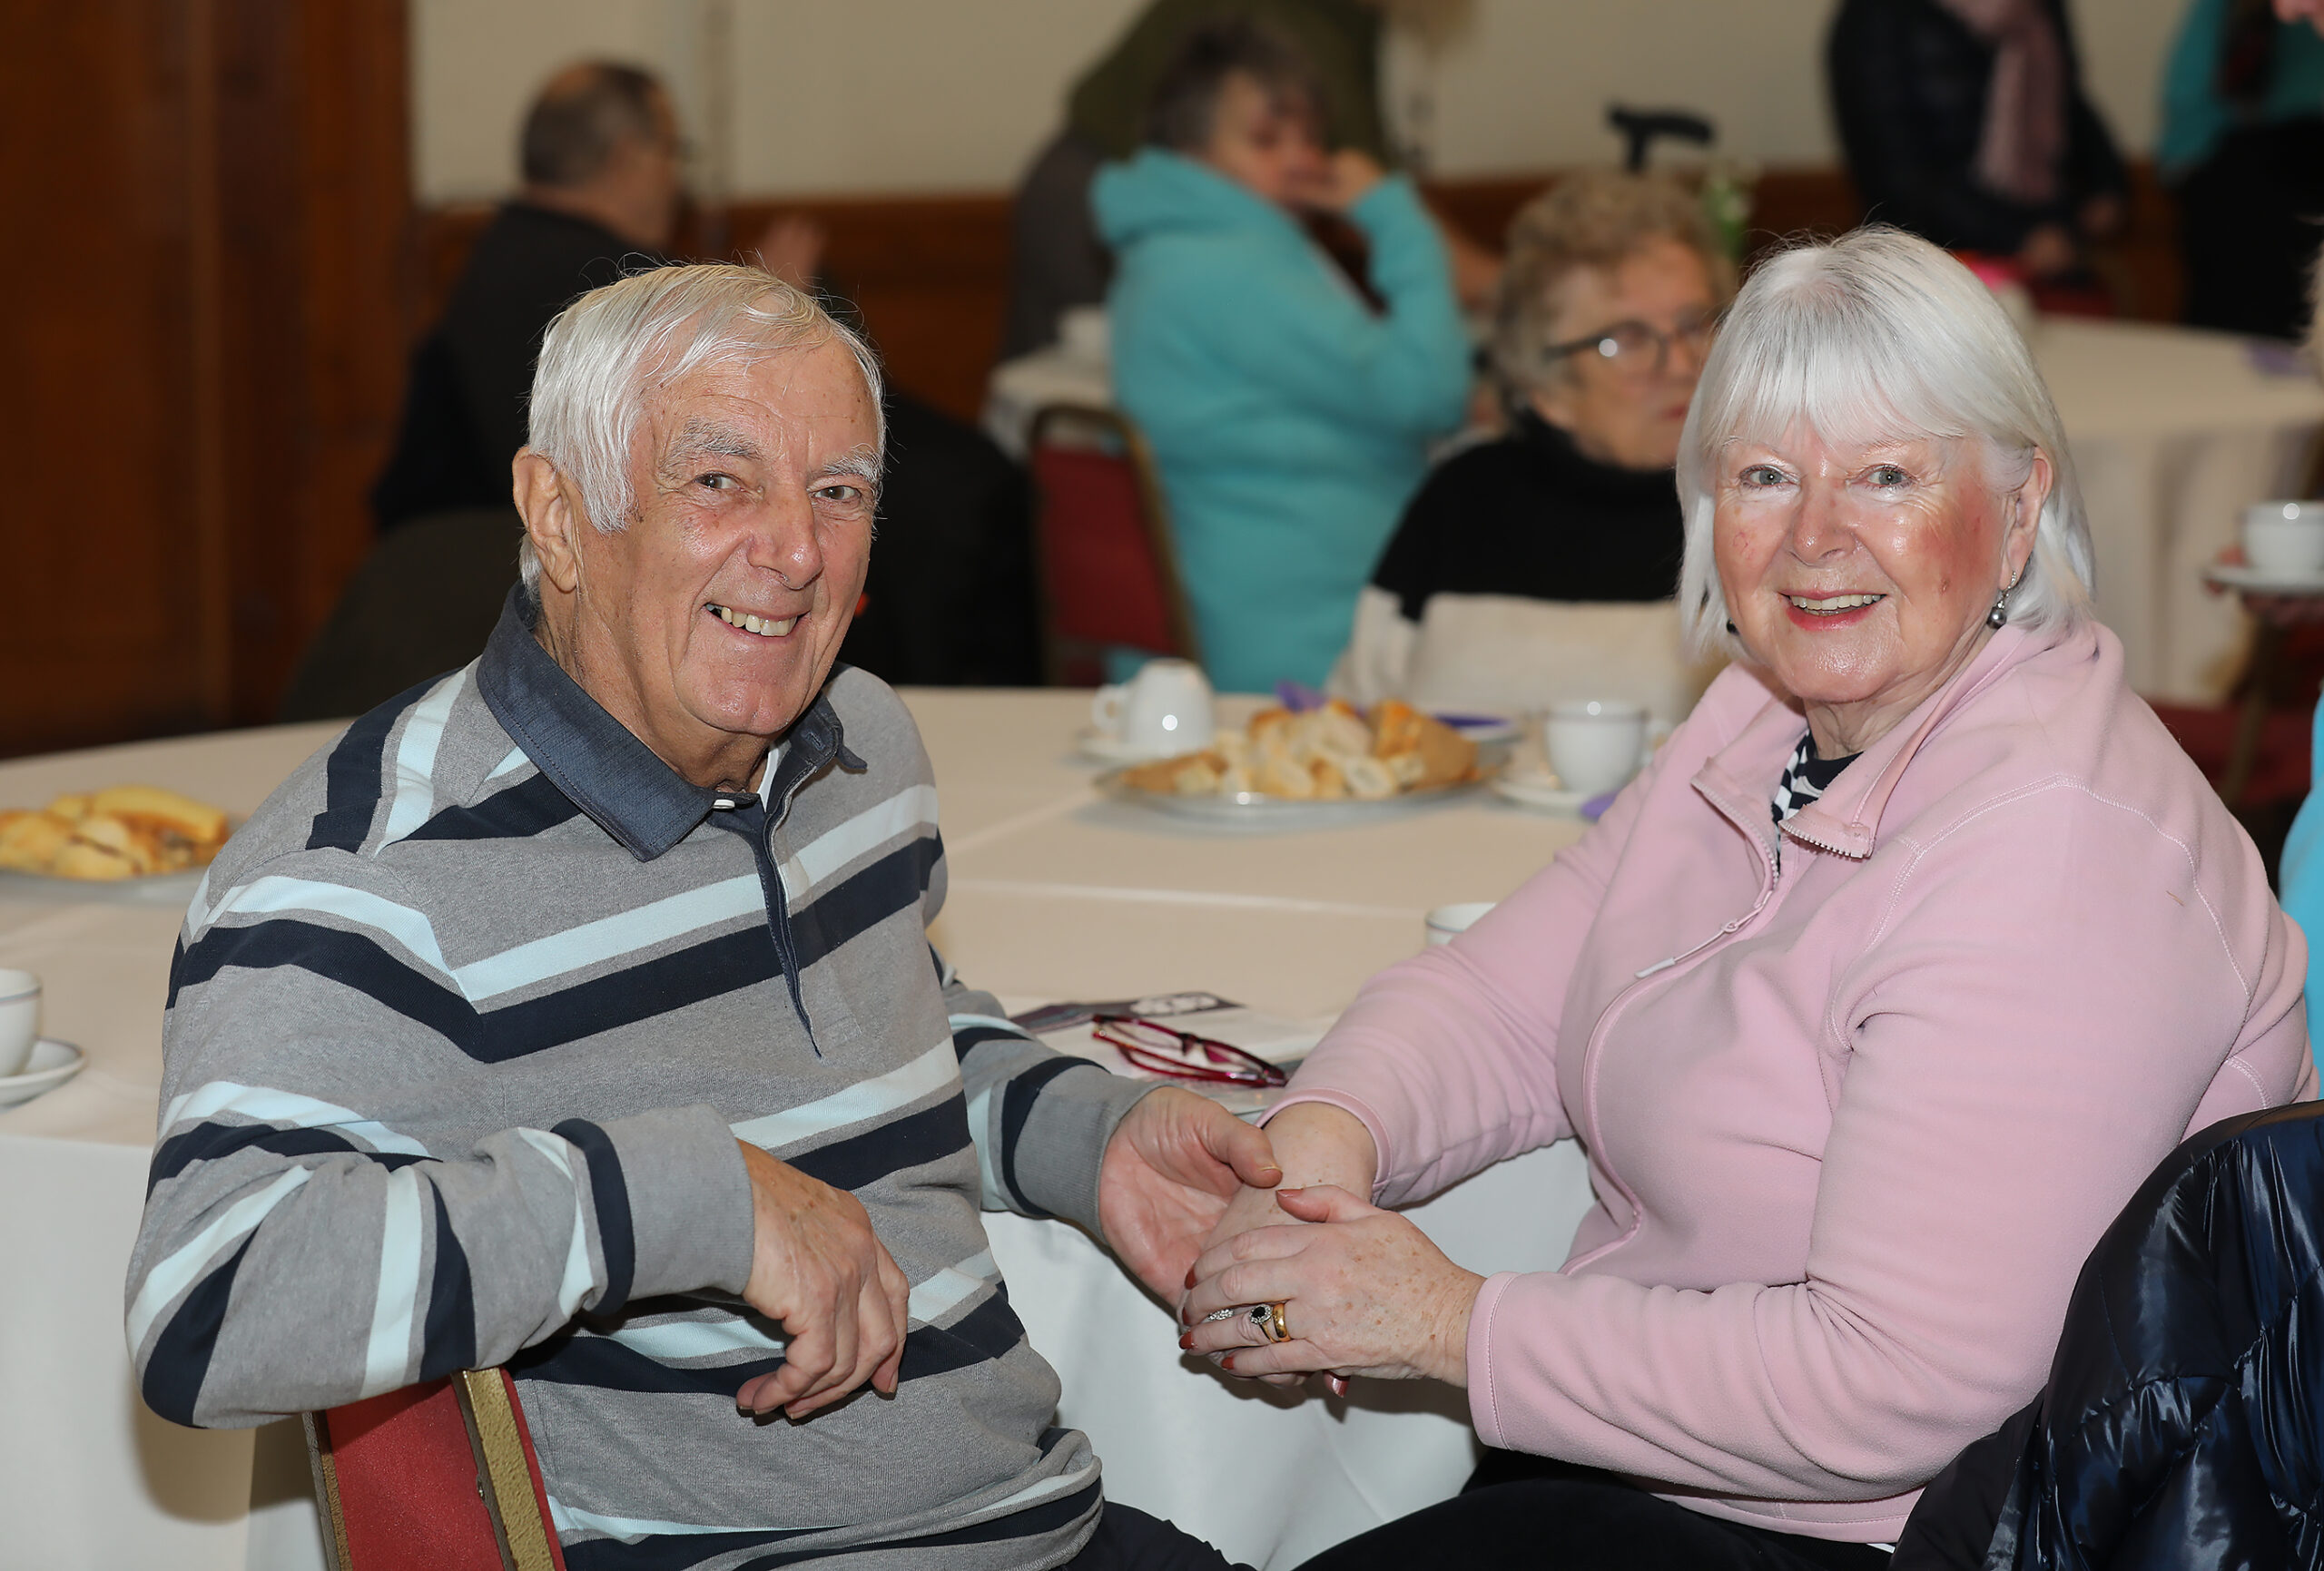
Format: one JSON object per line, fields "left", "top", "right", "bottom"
{"left": 0, "top": 692, "right": 1593, "bottom": 1570}
{"left": 985, "top": 316, "right": 2324, "bottom": 706}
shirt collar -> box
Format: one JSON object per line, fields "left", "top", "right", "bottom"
{"left": 475, "top": 587, "right": 854, "bottom": 861}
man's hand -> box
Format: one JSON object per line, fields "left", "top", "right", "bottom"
{"left": 733, "top": 1141, "right": 911, "bottom": 1419}
{"left": 753, "top": 212, "right": 827, "bottom": 293}
{"left": 1097, "top": 1087, "right": 1281, "bottom": 1300}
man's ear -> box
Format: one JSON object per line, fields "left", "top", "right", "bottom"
{"left": 513, "top": 449, "right": 584, "bottom": 594}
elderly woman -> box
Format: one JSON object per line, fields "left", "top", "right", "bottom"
{"left": 1330, "top": 171, "right": 1731, "bottom": 722}
{"left": 1095, "top": 20, "right": 1470, "bottom": 692}
{"left": 1183, "top": 229, "right": 2314, "bottom": 1567}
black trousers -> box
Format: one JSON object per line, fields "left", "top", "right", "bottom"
{"left": 1068, "top": 1502, "right": 1254, "bottom": 1571}
{"left": 1294, "top": 1450, "right": 1894, "bottom": 1570}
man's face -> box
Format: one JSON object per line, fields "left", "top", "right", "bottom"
{"left": 538, "top": 335, "right": 880, "bottom": 787}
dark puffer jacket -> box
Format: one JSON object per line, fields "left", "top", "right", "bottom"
{"left": 1896, "top": 1101, "right": 2324, "bottom": 1568}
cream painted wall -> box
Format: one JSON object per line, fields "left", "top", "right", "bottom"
{"left": 411, "top": 0, "right": 2193, "bottom": 203}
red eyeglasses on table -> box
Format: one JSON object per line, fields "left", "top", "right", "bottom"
{"left": 1089, "top": 1015, "right": 1288, "bottom": 1087}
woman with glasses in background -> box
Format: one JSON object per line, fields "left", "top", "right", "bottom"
{"left": 1329, "top": 172, "right": 1733, "bottom": 725}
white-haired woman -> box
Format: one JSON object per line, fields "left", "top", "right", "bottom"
{"left": 1179, "top": 229, "right": 2314, "bottom": 1567}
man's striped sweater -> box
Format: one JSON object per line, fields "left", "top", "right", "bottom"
{"left": 125, "top": 591, "right": 1157, "bottom": 1570}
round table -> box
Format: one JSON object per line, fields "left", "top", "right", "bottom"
{"left": 0, "top": 690, "right": 1596, "bottom": 1571}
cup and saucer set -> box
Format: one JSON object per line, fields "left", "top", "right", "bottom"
{"left": 0, "top": 968, "right": 85, "bottom": 1111}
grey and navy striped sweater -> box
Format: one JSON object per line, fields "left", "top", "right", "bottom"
{"left": 126, "top": 592, "right": 1157, "bottom": 1569}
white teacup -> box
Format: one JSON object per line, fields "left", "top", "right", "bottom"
{"left": 1092, "top": 659, "right": 1216, "bottom": 757}
{"left": 1424, "top": 901, "right": 1496, "bottom": 947}
{"left": 2243, "top": 501, "right": 2324, "bottom": 577}
{"left": 1544, "top": 700, "right": 1649, "bottom": 798}
{"left": 0, "top": 969, "right": 40, "bottom": 1078}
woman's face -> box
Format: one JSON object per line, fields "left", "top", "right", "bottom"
{"left": 1199, "top": 72, "right": 1329, "bottom": 208}
{"left": 1714, "top": 427, "right": 2045, "bottom": 751}
{"left": 1531, "top": 238, "right": 1718, "bottom": 471}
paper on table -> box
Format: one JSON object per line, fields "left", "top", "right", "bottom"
{"left": 1010, "top": 991, "right": 1331, "bottom": 1118}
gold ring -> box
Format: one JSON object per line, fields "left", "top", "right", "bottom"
{"left": 1268, "top": 1301, "right": 1290, "bottom": 1343}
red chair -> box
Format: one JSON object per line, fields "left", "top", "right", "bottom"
{"left": 1026, "top": 403, "right": 1201, "bottom": 686}
{"left": 302, "top": 1369, "right": 566, "bottom": 1571}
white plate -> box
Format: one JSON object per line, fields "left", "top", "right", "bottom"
{"left": 0, "top": 1038, "right": 84, "bottom": 1109}
{"left": 0, "top": 867, "right": 206, "bottom": 907}
{"left": 2203, "top": 563, "right": 2324, "bottom": 594}
{"left": 1492, "top": 773, "right": 1598, "bottom": 815}
{"left": 1096, "top": 768, "right": 1479, "bottom": 830}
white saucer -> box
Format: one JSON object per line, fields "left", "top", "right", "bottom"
{"left": 0, "top": 1038, "right": 84, "bottom": 1109}
{"left": 1075, "top": 729, "right": 1190, "bottom": 764}
{"left": 2204, "top": 563, "right": 2324, "bottom": 595}
{"left": 1492, "top": 771, "right": 1596, "bottom": 816}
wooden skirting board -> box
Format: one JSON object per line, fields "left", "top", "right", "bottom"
{"left": 409, "top": 162, "right": 2184, "bottom": 428}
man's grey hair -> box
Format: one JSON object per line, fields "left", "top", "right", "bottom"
{"left": 520, "top": 262, "right": 886, "bottom": 593}
{"left": 520, "top": 63, "right": 665, "bottom": 189}
{"left": 1676, "top": 226, "right": 2094, "bottom": 658}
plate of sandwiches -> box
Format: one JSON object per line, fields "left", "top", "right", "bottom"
{"left": 1097, "top": 699, "right": 1482, "bottom": 828}
{"left": 0, "top": 786, "right": 232, "bottom": 905}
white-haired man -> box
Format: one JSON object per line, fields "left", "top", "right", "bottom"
{"left": 128, "top": 264, "right": 1270, "bottom": 1570}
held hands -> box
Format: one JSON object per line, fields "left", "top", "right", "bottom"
{"left": 1179, "top": 1184, "right": 1483, "bottom": 1386}
{"left": 734, "top": 1140, "right": 911, "bottom": 1419}
{"left": 1176, "top": 1103, "right": 1480, "bottom": 1389}
{"left": 1098, "top": 1086, "right": 1284, "bottom": 1300}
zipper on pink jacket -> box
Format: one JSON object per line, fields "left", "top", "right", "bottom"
{"left": 1571, "top": 776, "right": 1789, "bottom": 1270}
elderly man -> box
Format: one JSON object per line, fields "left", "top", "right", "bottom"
{"left": 129, "top": 264, "right": 1269, "bottom": 1570}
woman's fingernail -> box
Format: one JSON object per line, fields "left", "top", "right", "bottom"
{"left": 1222, "top": 1354, "right": 1236, "bottom": 1371}
{"left": 1178, "top": 1332, "right": 1193, "bottom": 1350}
{"left": 1185, "top": 1265, "right": 1197, "bottom": 1289}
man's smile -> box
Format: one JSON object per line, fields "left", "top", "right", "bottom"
{"left": 707, "top": 602, "right": 800, "bottom": 638}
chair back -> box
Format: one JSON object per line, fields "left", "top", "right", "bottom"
{"left": 1026, "top": 403, "right": 1200, "bottom": 684}
{"left": 303, "top": 1369, "right": 566, "bottom": 1571}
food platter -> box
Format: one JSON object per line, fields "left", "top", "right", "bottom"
{"left": 1096, "top": 766, "right": 1481, "bottom": 829}
{"left": 0, "top": 867, "right": 209, "bottom": 907}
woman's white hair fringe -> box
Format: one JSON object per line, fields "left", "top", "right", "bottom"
{"left": 1675, "top": 226, "right": 2095, "bottom": 659}
{"left": 517, "top": 262, "right": 885, "bottom": 592}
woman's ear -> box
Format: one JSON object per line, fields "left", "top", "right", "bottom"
{"left": 2007, "top": 449, "right": 2053, "bottom": 584}
{"left": 513, "top": 449, "right": 585, "bottom": 594}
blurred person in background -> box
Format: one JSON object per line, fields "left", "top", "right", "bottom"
{"left": 371, "top": 63, "right": 826, "bottom": 530}
{"left": 1096, "top": 21, "right": 1470, "bottom": 693}
{"left": 1828, "top": 0, "right": 2129, "bottom": 285}
{"left": 1330, "top": 172, "right": 1732, "bottom": 722}
{"left": 351, "top": 60, "right": 1038, "bottom": 703}
{"left": 1004, "top": 0, "right": 1493, "bottom": 359}
{"left": 2162, "top": 0, "right": 2324, "bottom": 339}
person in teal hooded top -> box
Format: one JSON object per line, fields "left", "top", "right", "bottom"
{"left": 1093, "top": 20, "right": 1472, "bottom": 692}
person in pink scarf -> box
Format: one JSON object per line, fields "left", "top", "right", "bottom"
{"left": 1827, "top": 0, "right": 2127, "bottom": 281}
{"left": 1179, "top": 229, "right": 2314, "bottom": 1568}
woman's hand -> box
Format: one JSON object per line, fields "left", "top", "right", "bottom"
{"left": 1313, "top": 149, "right": 1386, "bottom": 213}
{"left": 1184, "top": 1101, "right": 1380, "bottom": 1387}
{"left": 1180, "top": 1184, "right": 1482, "bottom": 1385}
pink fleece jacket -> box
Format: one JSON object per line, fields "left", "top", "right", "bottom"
{"left": 1276, "top": 620, "right": 2315, "bottom": 1543}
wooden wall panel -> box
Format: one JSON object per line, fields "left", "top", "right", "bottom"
{"left": 0, "top": 0, "right": 408, "bottom": 758}
{"left": 409, "top": 162, "right": 2185, "bottom": 440}
{"left": 0, "top": 0, "right": 213, "bottom": 753}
